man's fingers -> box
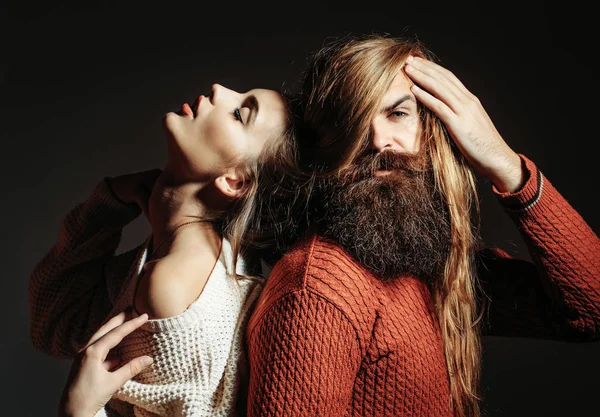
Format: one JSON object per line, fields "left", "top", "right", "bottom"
{"left": 410, "top": 84, "right": 455, "bottom": 123}
{"left": 408, "top": 56, "right": 470, "bottom": 96}
{"left": 112, "top": 356, "right": 154, "bottom": 387}
{"left": 404, "top": 62, "right": 462, "bottom": 114}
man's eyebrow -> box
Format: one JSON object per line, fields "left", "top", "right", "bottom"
{"left": 247, "top": 95, "right": 260, "bottom": 126}
{"left": 382, "top": 94, "right": 415, "bottom": 113}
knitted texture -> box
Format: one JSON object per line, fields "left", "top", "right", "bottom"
{"left": 246, "top": 155, "right": 600, "bottom": 416}
{"left": 107, "top": 239, "right": 262, "bottom": 417}
{"left": 29, "top": 178, "right": 263, "bottom": 416}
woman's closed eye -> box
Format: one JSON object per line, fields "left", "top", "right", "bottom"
{"left": 233, "top": 108, "right": 244, "bottom": 124}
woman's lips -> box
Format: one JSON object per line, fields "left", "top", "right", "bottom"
{"left": 181, "top": 103, "right": 193, "bottom": 118}
{"left": 193, "top": 95, "right": 204, "bottom": 116}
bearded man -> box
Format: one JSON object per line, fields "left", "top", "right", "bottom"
{"left": 245, "top": 34, "right": 600, "bottom": 417}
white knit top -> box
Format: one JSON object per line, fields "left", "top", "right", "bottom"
{"left": 105, "top": 238, "right": 262, "bottom": 417}
{"left": 28, "top": 178, "right": 264, "bottom": 417}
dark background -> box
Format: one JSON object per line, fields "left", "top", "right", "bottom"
{"left": 2, "top": 0, "right": 598, "bottom": 415}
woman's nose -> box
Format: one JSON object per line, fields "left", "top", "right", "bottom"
{"left": 210, "top": 83, "right": 240, "bottom": 105}
{"left": 210, "top": 83, "right": 222, "bottom": 104}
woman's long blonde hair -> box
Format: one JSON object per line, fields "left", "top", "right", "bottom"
{"left": 299, "top": 34, "right": 484, "bottom": 416}
{"left": 215, "top": 94, "right": 298, "bottom": 278}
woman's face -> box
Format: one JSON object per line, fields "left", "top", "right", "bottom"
{"left": 163, "top": 84, "right": 287, "bottom": 181}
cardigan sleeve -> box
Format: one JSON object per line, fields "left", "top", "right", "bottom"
{"left": 28, "top": 178, "right": 144, "bottom": 358}
{"left": 246, "top": 290, "right": 362, "bottom": 417}
{"left": 478, "top": 155, "right": 600, "bottom": 340}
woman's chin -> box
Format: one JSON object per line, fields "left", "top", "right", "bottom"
{"left": 162, "top": 111, "right": 178, "bottom": 130}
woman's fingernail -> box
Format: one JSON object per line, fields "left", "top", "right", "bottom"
{"left": 407, "top": 55, "right": 414, "bottom": 62}
{"left": 142, "top": 356, "right": 153, "bottom": 366}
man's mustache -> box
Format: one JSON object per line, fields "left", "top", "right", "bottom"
{"left": 338, "top": 150, "right": 429, "bottom": 183}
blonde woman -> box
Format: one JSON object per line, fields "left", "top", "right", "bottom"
{"left": 29, "top": 83, "right": 295, "bottom": 416}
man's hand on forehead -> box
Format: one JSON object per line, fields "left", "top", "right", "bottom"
{"left": 404, "top": 56, "right": 525, "bottom": 193}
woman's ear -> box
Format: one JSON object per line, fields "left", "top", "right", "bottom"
{"left": 214, "top": 168, "right": 245, "bottom": 199}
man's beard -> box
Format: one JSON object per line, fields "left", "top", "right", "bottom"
{"left": 315, "top": 151, "right": 452, "bottom": 282}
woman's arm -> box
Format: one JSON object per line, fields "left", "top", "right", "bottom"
{"left": 28, "top": 169, "right": 161, "bottom": 358}
{"left": 59, "top": 310, "right": 152, "bottom": 417}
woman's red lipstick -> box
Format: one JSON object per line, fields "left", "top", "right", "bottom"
{"left": 181, "top": 103, "right": 193, "bottom": 117}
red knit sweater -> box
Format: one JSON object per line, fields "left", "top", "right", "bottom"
{"left": 246, "top": 156, "right": 600, "bottom": 416}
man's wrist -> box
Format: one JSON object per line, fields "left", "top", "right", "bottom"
{"left": 488, "top": 151, "right": 525, "bottom": 193}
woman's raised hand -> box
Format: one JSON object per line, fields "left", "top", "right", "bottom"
{"left": 106, "top": 169, "right": 163, "bottom": 218}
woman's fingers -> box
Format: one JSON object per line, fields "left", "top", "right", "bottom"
{"left": 112, "top": 355, "right": 154, "bottom": 387}
{"left": 80, "top": 310, "right": 131, "bottom": 352}
{"left": 137, "top": 169, "right": 162, "bottom": 218}
{"left": 84, "top": 313, "right": 148, "bottom": 360}
{"left": 97, "top": 313, "right": 149, "bottom": 352}
{"left": 141, "top": 168, "right": 163, "bottom": 187}
{"left": 60, "top": 312, "right": 153, "bottom": 417}
{"left": 103, "top": 354, "right": 122, "bottom": 371}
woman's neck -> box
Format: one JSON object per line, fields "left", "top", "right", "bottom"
{"left": 148, "top": 174, "right": 220, "bottom": 260}
{"left": 151, "top": 222, "right": 221, "bottom": 263}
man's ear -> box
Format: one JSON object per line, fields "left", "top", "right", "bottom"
{"left": 214, "top": 168, "right": 245, "bottom": 199}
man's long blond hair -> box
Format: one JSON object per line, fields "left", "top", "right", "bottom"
{"left": 302, "top": 34, "right": 483, "bottom": 417}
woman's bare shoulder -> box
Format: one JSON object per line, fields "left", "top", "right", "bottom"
{"left": 134, "top": 255, "right": 213, "bottom": 319}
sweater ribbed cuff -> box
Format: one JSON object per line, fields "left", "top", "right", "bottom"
{"left": 493, "top": 154, "right": 542, "bottom": 212}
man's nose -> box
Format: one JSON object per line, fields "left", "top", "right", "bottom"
{"left": 371, "top": 122, "right": 395, "bottom": 153}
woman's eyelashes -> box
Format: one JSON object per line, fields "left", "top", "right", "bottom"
{"left": 233, "top": 108, "right": 245, "bottom": 125}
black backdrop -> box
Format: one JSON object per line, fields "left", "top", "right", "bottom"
{"left": 2, "top": 1, "right": 599, "bottom": 416}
